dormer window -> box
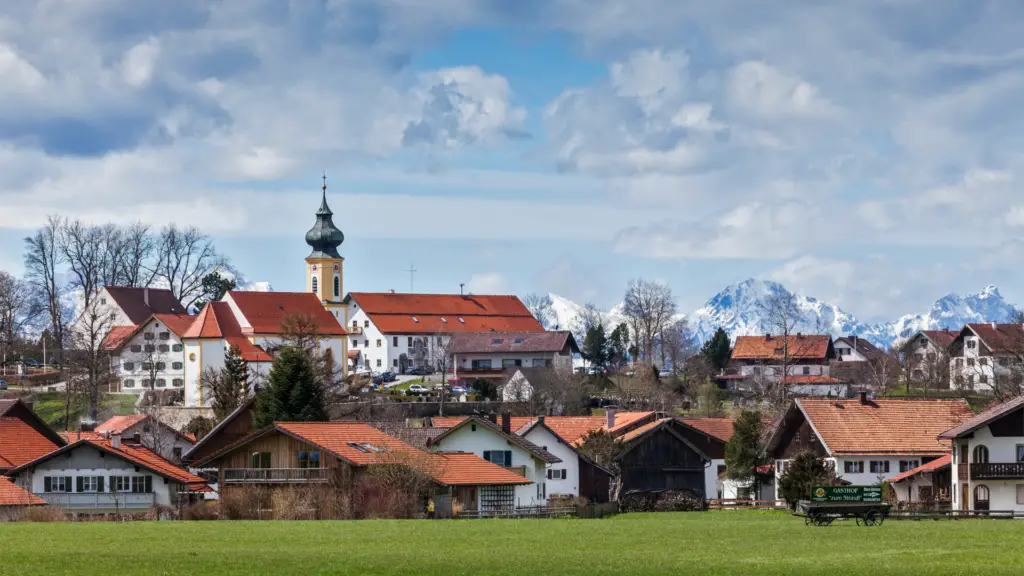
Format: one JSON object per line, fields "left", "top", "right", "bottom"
{"left": 774, "top": 348, "right": 784, "bottom": 354}
{"left": 492, "top": 339, "right": 503, "bottom": 344}
{"left": 513, "top": 338, "right": 523, "bottom": 344}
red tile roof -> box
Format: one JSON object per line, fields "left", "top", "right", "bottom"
{"left": 679, "top": 418, "right": 738, "bottom": 443}
{"left": 920, "top": 329, "right": 958, "bottom": 349}
{"left": 939, "top": 395, "right": 1024, "bottom": 440}
{"left": 346, "top": 292, "right": 543, "bottom": 335}
{"left": 963, "top": 323, "right": 1024, "bottom": 355}
{"left": 795, "top": 398, "right": 973, "bottom": 456}
{"left": 429, "top": 452, "right": 532, "bottom": 486}
{"left": 782, "top": 375, "right": 842, "bottom": 384}
{"left": 96, "top": 414, "right": 148, "bottom": 433}
{"left": 471, "top": 412, "right": 659, "bottom": 446}
{"left": 431, "top": 416, "right": 537, "bottom": 431}
{"left": 105, "top": 287, "right": 187, "bottom": 324}
{"left": 0, "top": 418, "right": 62, "bottom": 470}
{"left": 732, "top": 335, "right": 833, "bottom": 360}
{"left": 448, "top": 331, "right": 577, "bottom": 354}
{"left": 101, "top": 325, "right": 139, "bottom": 350}
{"left": 102, "top": 314, "right": 196, "bottom": 351}
{"left": 226, "top": 291, "right": 346, "bottom": 336}
{"left": 184, "top": 302, "right": 273, "bottom": 362}
{"left": 0, "top": 476, "right": 45, "bottom": 507}
{"left": 617, "top": 418, "right": 670, "bottom": 443}
{"left": 428, "top": 416, "right": 561, "bottom": 464}
{"left": 275, "top": 422, "right": 420, "bottom": 465}
{"left": 887, "top": 454, "right": 952, "bottom": 484}
{"left": 184, "top": 302, "right": 224, "bottom": 338}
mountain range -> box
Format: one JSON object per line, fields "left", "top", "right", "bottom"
{"left": 539, "top": 279, "right": 1020, "bottom": 350}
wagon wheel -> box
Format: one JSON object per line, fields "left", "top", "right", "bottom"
{"left": 855, "top": 514, "right": 864, "bottom": 526}
{"left": 805, "top": 515, "right": 814, "bottom": 526}
{"left": 862, "top": 509, "right": 880, "bottom": 526}
{"left": 823, "top": 516, "right": 834, "bottom": 527}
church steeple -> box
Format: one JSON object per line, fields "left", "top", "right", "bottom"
{"left": 305, "top": 174, "right": 344, "bottom": 259}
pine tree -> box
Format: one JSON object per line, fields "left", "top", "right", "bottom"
{"left": 224, "top": 345, "right": 247, "bottom": 395}
{"left": 724, "top": 410, "right": 768, "bottom": 496}
{"left": 608, "top": 323, "right": 630, "bottom": 369}
{"left": 581, "top": 323, "right": 609, "bottom": 372}
{"left": 254, "top": 346, "right": 327, "bottom": 427}
{"left": 777, "top": 452, "right": 838, "bottom": 508}
{"left": 701, "top": 327, "right": 732, "bottom": 373}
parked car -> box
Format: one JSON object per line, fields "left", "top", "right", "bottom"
{"left": 0, "top": 379, "right": 7, "bottom": 390}
{"left": 409, "top": 366, "right": 434, "bottom": 376}
{"left": 449, "top": 385, "right": 468, "bottom": 395}
{"left": 23, "top": 359, "right": 41, "bottom": 368}
{"left": 407, "top": 384, "right": 429, "bottom": 394}
{"left": 352, "top": 366, "right": 372, "bottom": 376}
{"left": 372, "top": 372, "right": 397, "bottom": 385}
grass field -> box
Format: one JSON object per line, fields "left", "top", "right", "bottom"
{"left": 2, "top": 511, "right": 1023, "bottom": 575}
{"left": 31, "top": 392, "right": 137, "bottom": 429}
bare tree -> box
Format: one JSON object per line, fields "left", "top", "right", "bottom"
{"left": 758, "top": 290, "right": 809, "bottom": 407}
{"left": 430, "top": 331, "right": 455, "bottom": 417}
{"left": 58, "top": 219, "right": 108, "bottom": 310}
{"left": 0, "top": 271, "right": 40, "bottom": 371}
{"left": 523, "top": 293, "right": 554, "bottom": 329}
{"left": 622, "top": 279, "right": 677, "bottom": 363}
{"left": 571, "top": 302, "right": 603, "bottom": 346}
{"left": 153, "top": 225, "right": 226, "bottom": 311}
{"left": 658, "top": 318, "right": 696, "bottom": 375}
{"left": 24, "top": 216, "right": 68, "bottom": 357}
{"left": 118, "top": 222, "right": 159, "bottom": 287}
{"left": 65, "top": 297, "right": 118, "bottom": 423}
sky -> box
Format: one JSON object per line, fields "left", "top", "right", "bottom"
{"left": 2, "top": 0, "right": 1024, "bottom": 322}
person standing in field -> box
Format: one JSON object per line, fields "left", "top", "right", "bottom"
{"left": 427, "top": 498, "right": 435, "bottom": 519}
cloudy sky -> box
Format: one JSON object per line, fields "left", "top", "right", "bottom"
{"left": 2, "top": 0, "right": 1023, "bottom": 321}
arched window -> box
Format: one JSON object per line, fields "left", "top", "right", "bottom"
{"left": 334, "top": 276, "right": 340, "bottom": 298}
{"left": 312, "top": 277, "right": 318, "bottom": 295}
{"left": 973, "top": 445, "right": 989, "bottom": 464}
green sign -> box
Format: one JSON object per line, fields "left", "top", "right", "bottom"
{"left": 811, "top": 486, "right": 882, "bottom": 503}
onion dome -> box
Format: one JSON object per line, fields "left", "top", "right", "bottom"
{"left": 305, "top": 176, "right": 345, "bottom": 258}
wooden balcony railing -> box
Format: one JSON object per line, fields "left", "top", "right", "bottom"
{"left": 506, "top": 465, "right": 528, "bottom": 478}
{"left": 347, "top": 326, "right": 363, "bottom": 335}
{"left": 223, "top": 468, "right": 329, "bottom": 484}
{"left": 970, "top": 463, "right": 1024, "bottom": 480}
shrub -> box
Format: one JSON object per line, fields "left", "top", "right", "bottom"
{"left": 351, "top": 481, "right": 419, "bottom": 519}
{"left": 220, "top": 485, "right": 273, "bottom": 520}
{"left": 619, "top": 490, "right": 703, "bottom": 513}
{"left": 19, "top": 506, "right": 69, "bottom": 522}
{"left": 777, "top": 452, "right": 839, "bottom": 508}
{"left": 181, "top": 501, "right": 219, "bottom": 521}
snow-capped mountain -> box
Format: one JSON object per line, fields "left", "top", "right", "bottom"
{"left": 537, "top": 279, "right": 1019, "bottom": 350}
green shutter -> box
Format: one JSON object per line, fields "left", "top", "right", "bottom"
{"left": 145, "top": 476, "right": 153, "bottom": 493}
{"left": 505, "top": 451, "right": 512, "bottom": 466}
{"left": 64, "top": 477, "right": 72, "bottom": 493}
{"left": 261, "top": 452, "right": 271, "bottom": 468}
{"left": 76, "top": 476, "right": 84, "bottom": 493}
{"left": 44, "top": 477, "right": 51, "bottom": 493}
{"left": 97, "top": 477, "right": 104, "bottom": 493}
{"left": 483, "top": 451, "right": 491, "bottom": 463}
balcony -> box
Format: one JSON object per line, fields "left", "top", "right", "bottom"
{"left": 222, "top": 468, "right": 329, "bottom": 484}
{"left": 968, "top": 463, "right": 1024, "bottom": 480}
{"left": 40, "top": 492, "right": 155, "bottom": 509}
{"left": 348, "top": 326, "right": 363, "bottom": 335}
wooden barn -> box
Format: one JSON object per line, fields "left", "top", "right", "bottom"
{"left": 615, "top": 418, "right": 710, "bottom": 498}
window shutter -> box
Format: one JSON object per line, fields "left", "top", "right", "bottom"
{"left": 547, "top": 469, "right": 552, "bottom": 480}
{"left": 97, "top": 477, "right": 105, "bottom": 493}
{"left": 483, "top": 451, "right": 491, "bottom": 463}
{"left": 64, "top": 477, "right": 72, "bottom": 493}
{"left": 261, "top": 452, "right": 271, "bottom": 468}
{"left": 44, "top": 477, "right": 51, "bottom": 493}
{"left": 505, "top": 451, "right": 512, "bottom": 466}
{"left": 76, "top": 476, "right": 84, "bottom": 493}
{"left": 145, "top": 476, "right": 153, "bottom": 493}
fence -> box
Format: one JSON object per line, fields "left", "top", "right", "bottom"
{"left": 456, "top": 503, "right": 619, "bottom": 520}
{"left": 887, "top": 509, "right": 1024, "bottom": 520}
{"left": 708, "top": 499, "right": 788, "bottom": 511}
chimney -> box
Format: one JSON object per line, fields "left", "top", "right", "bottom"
{"left": 80, "top": 418, "right": 96, "bottom": 432}
{"left": 111, "top": 432, "right": 121, "bottom": 450}
{"left": 537, "top": 415, "right": 545, "bottom": 425}
{"left": 765, "top": 334, "right": 771, "bottom": 340}
{"left": 488, "top": 412, "right": 498, "bottom": 425}
{"left": 992, "top": 322, "right": 997, "bottom": 330}
{"left": 389, "top": 289, "right": 395, "bottom": 294}
{"left": 501, "top": 411, "right": 511, "bottom": 435}
{"left": 143, "top": 287, "right": 150, "bottom": 309}
{"left": 606, "top": 407, "right": 616, "bottom": 429}
{"left": 858, "top": 391, "right": 868, "bottom": 405}
{"left": 460, "top": 283, "right": 465, "bottom": 296}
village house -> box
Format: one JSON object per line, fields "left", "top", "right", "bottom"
{"left": 766, "top": 395, "right": 973, "bottom": 499}
{"left": 516, "top": 417, "right": 613, "bottom": 503}
{"left": 614, "top": 418, "right": 710, "bottom": 500}
{"left": 192, "top": 421, "right": 531, "bottom": 514}
{"left": 729, "top": 335, "right": 840, "bottom": 394}
{"left": 948, "top": 323, "right": 1024, "bottom": 393}
{"left": 0, "top": 476, "right": 46, "bottom": 520}
{"left": 0, "top": 399, "right": 66, "bottom": 475}
{"left": 70, "top": 286, "right": 188, "bottom": 346}
{"left": 887, "top": 455, "right": 953, "bottom": 508}
{"left": 447, "top": 331, "right": 577, "bottom": 391}
{"left": 342, "top": 292, "right": 545, "bottom": 374}
{"left": 102, "top": 313, "right": 193, "bottom": 394}
{"left": 181, "top": 291, "right": 347, "bottom": 408}
{"left": 672, "top": 417, "right": 776, "bottom": 501}
{"left": 62, "top": 414, "right": 196, "bottom": 464}
{"left": 938, "top": 395, "right": 1024, "bottom": 512}
{"left": 833, "top": 336, "right": 885, "bottom": 362}
{"left": 426, "top": 414, "right": 560, "bottom": 507}
{"left": 5, "top": 434, "right": 207, "bottom": 515}
{"left": 903, "top": 329, "right": 957, "bottom": 387}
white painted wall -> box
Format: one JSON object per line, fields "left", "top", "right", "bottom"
{"left": 951, "top": 426, "right": 1024, "bottom": 512}
{"left": 707, "top": 458, "right": 724, "bottom": 499}
{"left": 832, "top": 456, "right": 926, "bottom": 486}
{"left": 834, "top": 342, "right": 868, "bottom": 362}
{"left": 522, "top": 426, "right": 579, "bottom": 498}
{"left": 429, "top": 423, "right": 547, "bottom": 507}
{"left": 112, "top": 318, "right": 186, "bottom": 393}
{"left": 738, "top": 363, "right": 829, "bottom": 381}
{"left": 117, "top": 421, "right": 195, "bottom": 463}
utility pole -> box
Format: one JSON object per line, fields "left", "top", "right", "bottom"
{"left": 407, "top": 264, "right": 417, "bottom": 293}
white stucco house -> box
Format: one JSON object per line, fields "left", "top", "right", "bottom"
{"left": 180, "top": 291, "right": 347, "bottom": 408}
{"left": 103, "top": 314, "right": 193, "bottom": 394}
{"left": 939, "top": 395, "right": 1024, "bottom": 512}
{"left": 949, "top": 324, "right": 1024, "bottom": 393}
{"left": 72, "top": 286, "right": 188, "bottom": 348}
{"left": 902, "top": 330, "right": 957, "bottom": 387}
{"left": 5, "top": 435, "right": 208, "bottom": 515}
{"left": 767, "top": 395, "right": 974, "bottom": 498}
{"left": 426, "top": 414, "right": 559, "bottom": 507}
{"left": 342, "top": 292, "right": 544, "bottom": 374}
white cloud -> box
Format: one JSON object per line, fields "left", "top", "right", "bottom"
{"left": 726, "top": 61, "right": 837, "bottom": 119}
{"left": 120, "top": 39, "right": 160, "bottom": 88}
{"left": 466, "top": 272, "right": 508, "bottom": 294}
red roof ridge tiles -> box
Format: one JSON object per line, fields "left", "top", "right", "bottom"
{"left": 732, "top": 334, "right": 833, "bottom": 360}
{"left": 0, "top": 417, "right": 62, "bottom": 470}
{"left": 345, "top": 292, "right": 542, "bottom": 335}
{"left": 0, "top": 476, "right": 45, "bottom": 507}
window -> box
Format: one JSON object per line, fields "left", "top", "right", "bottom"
{"left": 547, "top": 469, "right": 567, "bottom": 480}
{"left": 918, "top": 339, "right": 928, "bottom": 349}
{"left": 899, "top": 460, "right": 920, "bottom": 473}
{"left": 159, "top": 332, "right": 170, "bottom": 340}
{"left": 777, "top": 460, "right": 788, "bottom": 475}
{"left": 1016, "top": 445, "right": 1024, "bottom": 463}
{"left": 172, "top": 362, "right": 183, "bottom": 370}
{"left": 802, "top": 366, "right": 811, "bottom": 375}
{"left": 513, "top": 338, "right": 523, "bottom": 344}
{"left": 483, "top": 450, "right": 513, "bottom": 467}
{"left": 173, "top": 447, "right": 182, "bottom": 461}
{"left": 363, "top": 340, "right": 369, "bottom": 348}
{"left": 141, "top": 362, "right": 153, "bottom": 371}
{"left": 159, "top": 344, "right": 169, "bottom": 353}
{"left": 334, "top": 276, "right": 340, "bottom": 298}
{"left": 376, "top": 339, "right": 382, "bottom": 348}
{"left": 437, "top": 337, "right": 443, "bottom": 345}
{"left": 77, "top": 476, "right": 100, "bottom": 493}
{"left": 131, "top": 345, "right": 142, "bottom": 353}
{"left": 502, "top": 359, "right": 521, "bottom": 368}
{"left": 967, "top": 340, "right": 977, "bottom": 349}
{"left": 123, "top": 379, "right": 135, "bottom": 388}
{"left": 533, "top": 359, "right": 550, "bottom": 368}
{"left": 156, "top": 362, "right": 166, "bottom": 370}
{"left": 142, "top": 378, "right": 153, "bottom": 388}
{"left": 956, "top": 359, "right": 963, "bottom": 368}
{"left": 172, "top": 378, "right": 183, "bottom": 387}
{"left": 869, "top": 461, "right": 890, "bottom": 474}
{"left": 392, "top": 359, "right": 398, "bottom": 367}
{"left": 298, "top": 451, "right": 321, "bottom": 469}
{"left": 123, "top": 362, "right": 135, "bottom": 371}
{"left": 144, "top": 333, "right": 155, "bottom": 340}
{"left": 472, "top": 359, "right": 492, "bottom": 370}
{"left": 774, "top": 348, "right": 784, "bottom": 354}
{"left": 144, "top": 344, "right": 155, "bottom": 353}
{"left": 376, "top": 359, "right": 382, "bottom": 367}
{"left": 968, "top": 358, "right": 975, "bottom": 367}
{"left": 980, "top": 358, "right": 989, "bottom": 366}
{"left": 393, "top": 337, "right": 398, "bottom": 347}
{"left": 973, "top": 445, "right": 990, "bottom": 464}
{"left": 364, "top": 320, "right": 370, "bottom": 328}
{"left": 352, "top": 339, "right": 358, "bottom": 348}
{"left": 44, "top": 476, "right": 71, "bottom": 493}
{"left": 112, "top": 476, "right": 132, "bottom": 492}
{"left": 156, "top": 379, "right": 166, "bottom": 388}
{"left": 408, "top": 337, "right": 413, "bottom": 346}
{"left": 538, "top": 482, "right": 545, "bottom": 499}
{"left": 844, "top": 461, "right": 864, "bottom": 474}
{"left": 172, "top": 344, "right": 183, "bottom": 352}
{"left": 131, "top": 476, "right": 153, "bottom": 493}
{"left": 250, "top": 452, "right": 271, "bottom": 468}
{"left": 312, "top": 277, "right": 318, "bottom": 294}
{"left": 492, "top": 339, "right": 504, "bottom": 345}
{"left": 981, "top": 375, "right": 989, "bottom": 384}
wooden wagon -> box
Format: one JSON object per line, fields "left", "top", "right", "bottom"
{"left": 794, "top": 485, "right": 891, "bottom": 527}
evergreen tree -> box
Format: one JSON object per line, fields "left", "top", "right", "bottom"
{"left": 777, "top": 452, "right": 838, "bottom": 508}
{"left": 205, "top": 346, "right": 249, "bottom": 421}
{"left": 191, "top": 272, "right": 237, "bottom": 312}
{"left": 701, "top": 327, "right": 732, "bottom": 373}
{"left": 254, "top": 346, "right": 327, "bottom": 427}
{"left": 724, "top": 410, "right": 768, "bottom": 496}
{"left": 581, "top": 323, "right": 609, "bottom": 371}
{"left": 608, "top": 323, "right": 630, "bottom": 369}
{"left": 224, "top": 345, "right": 247, "bottom": 393}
